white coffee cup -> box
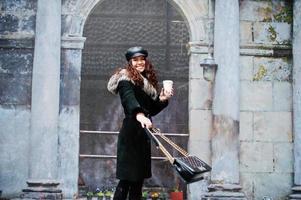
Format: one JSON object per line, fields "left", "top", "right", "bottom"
{"left": 163, "top": 80, "right": 173, "bottom": 93}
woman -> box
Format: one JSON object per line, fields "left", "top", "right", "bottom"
{"left": 107, "top": 46, "right": 173, "bottom": 200}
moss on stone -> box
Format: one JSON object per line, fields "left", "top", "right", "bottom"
{"left": 253, "top": 65, "right": 267, "bottom": 81}
{"left": 268, "top": 25, "right": 277, "bottom": 42}
{"left": 273, "top": 6, "right": 293, "bottom": 24}
{"left": 261, "top": 7, "right": 273, "bottom": 22}
{"left": 259, "top": 2, "right": 292, "bottom": 24}
{"left": 279, "top": 39, "right": 291, "bottom": 45}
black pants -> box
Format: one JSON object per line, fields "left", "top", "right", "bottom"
{"left": 113, "top": 179, "right": 144, "bottom": 200}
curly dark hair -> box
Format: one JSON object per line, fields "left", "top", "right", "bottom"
{"left": 125, "top": 59, "right": 159, "bottom": 91}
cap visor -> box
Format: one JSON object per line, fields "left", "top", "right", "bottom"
{"left": 131, "top": 53, "right": 146, "bottom": 58}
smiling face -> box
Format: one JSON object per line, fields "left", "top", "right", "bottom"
{"left": 131, "top": 56, "right": 146, "bottom": 73}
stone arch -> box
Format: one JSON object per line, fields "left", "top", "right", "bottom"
{"left": 62, "top": 0, "right": 208, "bottom": 41}
{"left": 60, "top": 0, "right": 211, "bottom": 198}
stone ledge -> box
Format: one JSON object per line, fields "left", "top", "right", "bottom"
{"left": 292, "top": 186, "right": 301, "bottom": 191}
{"left": 0, "top": 36, "right": 86, "bottom": 49}
{"left": 20, "top": 179, "right": 62, "bottom": 199}
{"left": 208, "top": 184, "right": 242, "bottom": 192}
{"left": 290, "top": 194, "right": 301, "bottom": 199}
{"left": 20, "top": 191, "right": 63, "bottom": 199}
{"left": 188, "top": 41, "right": 291, "bottom": 57}
{"left": 26, "top": 179, "right": 60, "bottom": 187}
{"left": 290, "top": 186, "right": 301, "bottom": 199}
{"left": 202, "top": 191, "right": 246, "bottom": 198}
{"left": 0, "top": 38, "right": 34, "bottom": 49}
{"left": 23, "top": 188, "right": 62, "bottom": 193}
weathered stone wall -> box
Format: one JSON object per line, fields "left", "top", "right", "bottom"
{"left": 0, "top": 0, "right": 295, "bottom": 199}
{"left": 239, "top": 1, "right": 293, "bottom": 199}
{"left": 0, "top": 0, "right": 36, "bottom": 198}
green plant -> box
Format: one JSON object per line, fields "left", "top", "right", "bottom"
{"left": 268, "top": 25, "right": 277, "bottom": 42}
{"left": 273, "top": 6, "right": 293, "bottom": 24}
{"left": 253, "top": 65, "right": 267, "bottom": 81}
{"left": 260, "top": 7, "right": 272, "bottom": 22}
{"left": 87, "top": 191, "right": 93, "bottom": 196}
{"left": 86, "top": 191, "right": 94, "bottom": 199}
{"left": 96, "top": 191, "right": 104, "bottom": 197}
{"left": 142, "top": 191, "right": 148, "bottom": 198}
{"left": 104, "top": 190, "right": 113, "bottom": 197}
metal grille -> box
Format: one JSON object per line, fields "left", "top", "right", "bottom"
{"left": 80, "top": 0, "right": 189, "bottom": 192}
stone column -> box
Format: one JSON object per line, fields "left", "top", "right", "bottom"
{"left": 290, "top": 1, "right": 301, "bottom": 199}
{"left": 202, "top": 0, "right": 245, "bottom": 199}
{"left": 22, "top": 0, "right": 62, "bottom": 199}
{"left": 58, "top": 36, "right": 86, "bottom": 198}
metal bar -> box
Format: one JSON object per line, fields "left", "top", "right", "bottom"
{"left": 80, "top": 130, "right": 119, "bottom": 134}
{"left": 80, "top": 154, "right": 116, "bottom": 158}
{"left": 80, "top": 130, "right": 189, "bottom": 137}
{"left": 79, "top": 154, "right": 168, "bottom": 160}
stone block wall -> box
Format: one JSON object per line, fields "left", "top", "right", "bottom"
{"left": 0, "top": 0, "right": 296, "bottom": 199}
{"left": 239, "top": 1, "right": 293, "bottom": 199}
{"left": 0, "top": 0, "right": 36, "bottom": 198}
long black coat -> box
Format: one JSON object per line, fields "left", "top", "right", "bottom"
{"left": 107, "top": 69, "right": 168, "bottom": 181}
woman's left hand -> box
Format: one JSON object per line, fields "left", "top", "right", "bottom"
{"left": 136, "top": 113, "right": 152, "bottom": 128}
{"left": 159, "top": 88, "right": 173, "bottom": 101}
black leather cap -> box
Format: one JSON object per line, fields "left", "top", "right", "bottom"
{"left": 125, "top": 46, "right": 148, "bottom": 61}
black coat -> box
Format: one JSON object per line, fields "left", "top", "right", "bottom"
{"left": 107, "top": 70, "right": 168, "bottom": 181}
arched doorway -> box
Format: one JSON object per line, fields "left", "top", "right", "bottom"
{"left": 79, "top": 0, "right": 190, "bottom": 196}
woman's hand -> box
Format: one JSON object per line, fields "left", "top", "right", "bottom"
{"left": 159, "top": 88, "right": 173, "bottom": 102}
{"left": 136, "top": 113, "right": 152, "bottom": 128}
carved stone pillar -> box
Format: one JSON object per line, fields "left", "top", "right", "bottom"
{"left": 202, "top": 0, "right": 245, "bottom": 199}
{"left": 21, "top": 0, "right": 62, "bottom": 199}
{"left": 290, "top": 0, "right": 301, "bottom": 199}
{"left": 58, "top": 36, "right": 86, "bottom": 198}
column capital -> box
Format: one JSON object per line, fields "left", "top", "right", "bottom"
{"left": 62, "top": 36, "right": 86, "bottom": 49}
{"left": 187, "top": 41, "right": 209, "bottom": 54}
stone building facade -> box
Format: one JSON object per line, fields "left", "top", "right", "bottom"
{"left": 0, "top": 0, "right": 300, "bottom": 199}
